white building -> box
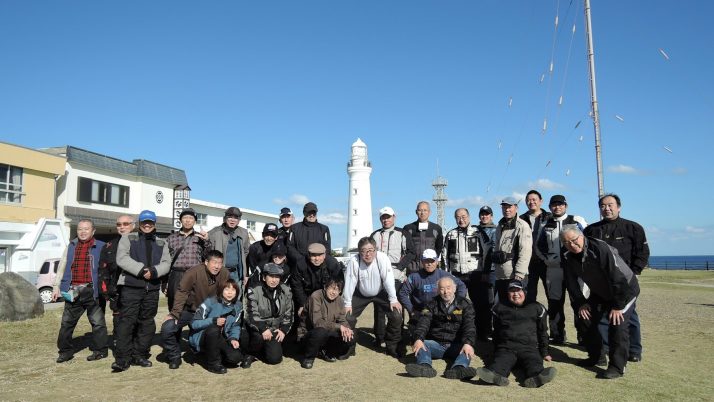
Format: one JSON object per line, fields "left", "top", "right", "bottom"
{"left": 41, "top": 146, "right": 191, "bottom": 237}
{"left": 346, "top": 138, "right": 373, "bottom": 250}
{"left": 190, "top": 198, "right": 279, "bottom": 243}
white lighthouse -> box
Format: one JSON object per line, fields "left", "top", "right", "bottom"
{"left": 346, "top": 138, "right": 373, "bottom": 250}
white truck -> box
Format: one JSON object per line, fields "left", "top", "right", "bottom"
{"left": 7, "top": 218, "right": 68, "bottom": 303}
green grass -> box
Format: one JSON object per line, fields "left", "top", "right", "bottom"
{"left": 1, "top": 270, "right": 713, "bottom": 401}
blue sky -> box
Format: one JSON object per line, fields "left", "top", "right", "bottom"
{"left": 1, "top": 1, "right": 712, "bottom": 255}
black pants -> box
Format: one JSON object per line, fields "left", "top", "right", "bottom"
{"left": 303, "top": 327, "right": 353, "bottom": 359}
{"left": 166, "top": 270, "right": 186, "bottom": 312}
{"left": 456, "top": 271, "right": 493, "bottom": 339}
{"left": 57, "top": 285, "right": 108, "bottom": 355}
{"left": 114, "top": 287, "right": 159, "bottom": 364}
{"left": 373, "top": 281, "right": 403, "bottom": 343}
{"left": 584, "top": 302, "right": 635, "bottom": 374}
{"left": 525, "top": 259, "right": 548, "bottom": 303}
{"left": 489, "top": 345, "right": 544, "bottom": 379}
{"left": 547, "top": 286, "right": 567, "bottom": 341}
{"left": 160, "top": 310, "right": 194, "bottom": 361}
{"left": 247, "top": 328, "right": 284, "bottom": 365}
{"left": 199, "top": 325, "right": 243, "bottom": 366}
{"left": 347, "top": 289, "right": 403, "bottom": 349}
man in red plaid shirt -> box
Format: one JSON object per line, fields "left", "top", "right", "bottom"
{"left": 52, "top": 219, "right": 108, "bottom": 363}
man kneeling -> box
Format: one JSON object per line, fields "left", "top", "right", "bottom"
{"left": 301, "top": 278, "right": 355, "bottom": 369}
{"left": 405, "top": 277, "right": 478, "bottom": 380}
{"left": 476, "top": 280, "right": 556, "bottom": 387}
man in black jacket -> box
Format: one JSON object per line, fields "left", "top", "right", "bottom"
{"left": 290, "top": 243, "right": 344, "bottom": 335}
{"left": 98, "top": 214, "right": 135, "bottom": 355}
{"left": 476, "top": 280, "right": 555, "bottom": 388}
{"left": 111, "top": 210, "right": 171, "bottom": 372}
{"left": 404, "top": 277, "right": 477, "bottom": 380}
{"left": 288, "top": 202, "right": 331, "bottom": 261}
{"left": 403, "top": 201, "right": 444, "bottom": 273}
{"left": 561, "top": 225, "right": 640, "bottom": 379}
{"left": 247, "top": 223, "right": 279, "bottom": 288}
{"left": 584, "top": 193, "right": 649, "bottom": 362}
{"left": 520, "top": 190, "right": 551, "bottom": 303}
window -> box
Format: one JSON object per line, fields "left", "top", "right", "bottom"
{"left": 77, "top": 177, "right": 129, "bottom": 207}
{"left": 353, "top": 209, "right": 358, "bottom": 216}
{"left": 353, "top": 188, "right": 357, "bottom": 195}
{"left": 0, "top": 164, "right": 23, "bottom": 204}
{"left": 247, "top": 220, "right": 256, "bottom": 231}
{"left": 196, "top": 213, "right": 208, "bottom": 225}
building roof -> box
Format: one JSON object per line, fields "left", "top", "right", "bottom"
{"left": 40, "top": 146, "right": 188, "bottom": 186}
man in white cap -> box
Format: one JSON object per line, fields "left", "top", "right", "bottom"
{"left": 370, "top": 206, "right": 415, "bottom": 348}
{"left": 399, "top": 249, "right": 467, "bottom": 323}
{"left": 493, "top": 197, "right": 532, "bottom": 302}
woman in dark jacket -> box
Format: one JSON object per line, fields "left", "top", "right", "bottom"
{"left": 189, "top": 279, "right": 244, "bottom": 374}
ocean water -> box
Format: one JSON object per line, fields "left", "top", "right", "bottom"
{"left": 648, "top": 255, "right": 714, "bottom": 270}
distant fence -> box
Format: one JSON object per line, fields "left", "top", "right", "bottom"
{"left": 648, "top": 260, "right": 712, "bottom": 270}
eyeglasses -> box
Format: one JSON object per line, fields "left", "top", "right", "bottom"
{"left": 359, "top": 248, "right": 375, "bottom": 255}
{"left": 562, "top": 235, "right": 581, "bottom": 246}
{"left": 116, "top": 222, "right": 133, "bottom": 227}
{"left": 140, "top": 221, "right": 156, "bottom": 226}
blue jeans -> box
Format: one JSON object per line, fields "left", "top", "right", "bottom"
{"left": 416, "top": 340, "right": 471, "bottom": 368}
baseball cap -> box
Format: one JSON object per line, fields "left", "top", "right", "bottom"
{"left": 263, "top": 223, "right": 278, "bottom": 235}
{"left": 479, "top": 206, "right": 493, "bottom": 215}
{"left": 138, "top": 210, "right": 157, "bottom": 222}
{"left": 500, "top": 196, "right": 519, "bottom": 206}
{"left": 308, "top": 243, "right": 327, "bottom": 254}
{"left": 262, "top": 263, "right": 284, "bottom": 276}
{"left": 269, "top": 242, "right": 287, "bottom": 257}
{"left": 224, "top": 207, "right": 242, "bottom": 218}
{"left": 549, "top": 195, "right": 567, "bottom": 205}
{"left": 508, "top": 280, "right": 525, "bottom": 290}
{"left": 179, "top": 208, "right": 196, "bottom": 219}
{"left": 279, "top": 207, "right": 293, "bottom": 217}
{"left": 303, "top": 202, "right": 318, "bottom": 214}
{"left": 379, "top": 206, "right": 395, "bottom": 217}
{"left": 421, "top": 249, "right": 438, "bottom": 260}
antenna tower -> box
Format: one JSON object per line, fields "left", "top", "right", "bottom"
{"left": 432, "top": 160, "right": 448, "bottom": 229}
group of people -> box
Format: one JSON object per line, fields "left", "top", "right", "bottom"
{"left": 51, "top": 192, "right": 648, "bottom": 385}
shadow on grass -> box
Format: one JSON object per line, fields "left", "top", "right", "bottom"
{"left": 684, "top": 303, "right": 714, "bottom": 307}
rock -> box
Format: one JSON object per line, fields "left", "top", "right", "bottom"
{"left": 0, "top": 272, "right": 44, "bottom": 321}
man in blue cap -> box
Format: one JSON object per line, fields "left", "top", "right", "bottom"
{"left": 112, "top": 210, "right": 171, "bottom": 372}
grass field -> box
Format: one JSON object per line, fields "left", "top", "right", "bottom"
{"left": 1, "top": 270, "right": 713, "bottom": 401}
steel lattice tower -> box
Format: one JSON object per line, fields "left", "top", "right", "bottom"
{"left": 432, "top": 176, "right": 448, "bottom": 230}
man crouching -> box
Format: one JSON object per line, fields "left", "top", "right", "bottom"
{"left": 301, "top": 278, "right": 355, "bottom": 369}
{"left": 405, "top": 277, "right": 478, "bottom": 380}
{"left": 476, "top": 280, "right": 556, "bottom": 387}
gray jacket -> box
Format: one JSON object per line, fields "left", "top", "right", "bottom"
{"left": 246, "top": 283, "right": 294, "bottom": 335}
{"left": 208, "top": 225, "right": 251, "bottom": 279}
{"left": 493, "top": 217, "right": 532, "bottom": 280}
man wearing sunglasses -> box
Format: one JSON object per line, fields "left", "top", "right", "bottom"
{"left": 98, "top": 215, "right": 135, "bottom": 353}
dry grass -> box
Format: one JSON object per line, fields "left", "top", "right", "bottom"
{"left": 1, "top": 270, "right": 713, "bottom": 401}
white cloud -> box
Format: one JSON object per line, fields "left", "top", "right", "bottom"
{"left": 527, "top": 178, "right": 565, "bottom": 190}
{"left": 685, "top": 226, "right": 706, "bottom": 234}
{"left": 273, "top": 194, "right": 310, "bottom": 206}
{"left": 446, "top": 196, "right": 486, "bottom": 207}
{"left": 320, "top": 213, "right": 347, "bottom": 225}
{"left": 607, "top": 164, "right": 642, "bottom": 175}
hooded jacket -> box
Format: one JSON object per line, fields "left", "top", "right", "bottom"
{"left": 189, "top": 296, "right": 242, "bottom": 352}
